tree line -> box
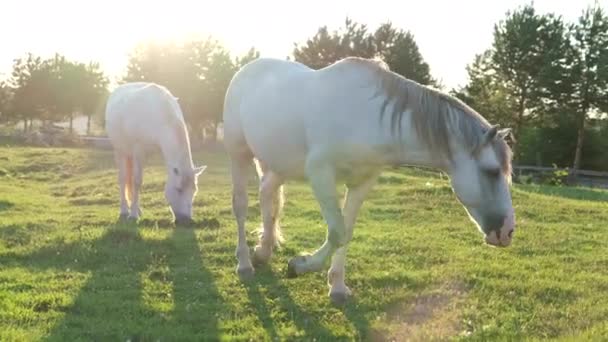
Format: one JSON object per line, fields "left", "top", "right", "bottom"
{"left": 453, "top": 4, "right": 608, "bottom": 172}
{"left": 0, "top": 3, "right": 606, "bottom": 172}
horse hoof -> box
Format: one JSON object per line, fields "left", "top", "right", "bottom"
{"left": 237, "top": 266, "right": 255, "bottom": 281}
{"left": 252, "top": 246, "right": 271, "bottom": 266}
{"left": 330, "top": 291, "right": 350, "bottom": 306}
{"left": 286, "top": 255, "right": 307, "bottom": 278}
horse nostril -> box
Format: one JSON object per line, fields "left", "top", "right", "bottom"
{"left": 508, "top": 229, "right": 514, "bottom": 238}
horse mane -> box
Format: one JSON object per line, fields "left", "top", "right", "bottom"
{"left": 153, "top": 84, "right": 195, "bottom": 170}
{"left": 336, "top": 57, "right": 512, "bottom": 178}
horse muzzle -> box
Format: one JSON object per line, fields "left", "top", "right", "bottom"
{"left": 484, "top": 212, "right": 515, "bottom": 247}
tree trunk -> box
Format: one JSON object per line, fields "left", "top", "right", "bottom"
{"left": 87, "top": 114, "right": 91, "bottom": 135}
{"left": 570, "top": 110, "right": 587, "bottom": 183}
{"left": 512, "top": 92, "right": 526, "bottom": 160}
{"left": 69, "top": 114, "right": 73, "bottom": 134}
{"left": 23, "top": 119, "right": 28, "bottom": 133}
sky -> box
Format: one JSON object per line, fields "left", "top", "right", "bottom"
{"left": 0, "top": 0, "right": 605, "bottom": 89}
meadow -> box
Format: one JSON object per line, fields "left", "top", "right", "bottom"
{"left": 0, "top": 144, "right": 607, "bottom": 341}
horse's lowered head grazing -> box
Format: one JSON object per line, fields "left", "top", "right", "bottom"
{"left": 165, "top": 164, "right": 207, "bottom": 225}
{"left": 447, "top": 125, "right": 515, "bottom": 247}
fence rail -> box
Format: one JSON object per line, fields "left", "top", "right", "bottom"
{"left": 4, "top": 133, "right": 608, "bottom": 189}
{"left": 513, "top": 165, "right": 608, "bottom": 178}
{"left": 513, "top": 165, "right": 608, "bottom": 189}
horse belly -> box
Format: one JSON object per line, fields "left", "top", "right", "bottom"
{"left": 241, "top": 112, "right": 308, "bottom": 179}
{"left": 107, "top": 106, "right": 165, "bottom": 153}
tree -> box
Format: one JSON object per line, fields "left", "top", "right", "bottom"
{"left": 293, "top": 18, "right": 375, "bottom": 69}
{"left": 567, "top": 5, "right": 608, "bottom": 175}
{"left": 452, "top": 50, "right": 516, "bottom": 128}
{"left": 491, "top": 5, "right": 569, "bottom": 152}
{"left": 0, "top": 82, "right": 11, "bottom": 123}
{"left": 80, "top": 62, "right": 109, "bottom": 135}
{"left": 374, "top": 22, "right": 438, "bottom": 86}
{"left": 7, "top": 53, "right": 55, "bottom": 131}
{"left": 236, "top": 47, "right": 261, "bottom": 68}
{"left": 293, "top": 18, "right": 437, "bottom": 86}
{"left": 203, "top": 48, "right": 236, "bottom": 140}
{"left": 123, "top": 38, "right": 242, "bottom": 141}
{"left": 50, "top": 55, "right": 86, "bottom": 132}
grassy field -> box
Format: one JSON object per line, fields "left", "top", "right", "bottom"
{"left": 0, "top": 145, "right": 607, "bottom": 341}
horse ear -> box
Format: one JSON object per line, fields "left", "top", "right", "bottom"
{"left": 473, "top": 125, "right": 499, "bottom": 154}
{"left": 194, "top": 165, "right": 207, "bottom": 176}
{"left": 497, "top": 128, "right": 512, "bottom": 140}
{"left": 483, "top": 125, "right": 499, "bottom": 145}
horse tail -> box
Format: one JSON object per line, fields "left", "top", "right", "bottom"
{"left": 124, "top": 155, "right": 133, "bottom": 206}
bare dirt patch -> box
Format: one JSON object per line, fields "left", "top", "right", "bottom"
{"left": 369, "top": 282, "right": 467, "bottom": 341}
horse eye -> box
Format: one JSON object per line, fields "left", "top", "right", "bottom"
{"left": 485, "top": 169, "right": 500, "bottom": 178}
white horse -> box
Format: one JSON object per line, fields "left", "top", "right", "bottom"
{"left": 223, "top": 57, "right": 515, "bottom": 304}
{"left": 105, "top": 82, "right": 206, "bottom": 224}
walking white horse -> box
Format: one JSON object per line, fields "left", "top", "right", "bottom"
{"left": 223, "top": 57, "right": 515, "bottom": 304}
{"left": 105, "top": 82, "right": 206, "bottom": 224}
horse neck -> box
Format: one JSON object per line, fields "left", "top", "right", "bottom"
{"left": 385, "top": 110, "right": 453, "bottom": 172}
{"left": 159, "top": 126, "right": 194, "bottom": 173}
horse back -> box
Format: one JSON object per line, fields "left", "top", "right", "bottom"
{"left": 106, "top": 82, "right": 184, "bottom": 149}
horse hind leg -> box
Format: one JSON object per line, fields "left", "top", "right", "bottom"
{"left": 114, "top": 152, "right": 131, "bottom": 220}
{"left": 252, "top": 160, "right": 285, "bottom": 266}
{"left": 128, "top": 153, "right": 144, "bottom": 220}
{"left": 230, "top": 152, "right": 256, "bottom": 280}
{"left": 287, "top": 156, "right": 344, "bottom": 277}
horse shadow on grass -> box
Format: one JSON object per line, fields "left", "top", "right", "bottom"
{"left": 0, "top": 200, "right": 14, "bottom": 212}
{"left": 243, "top": 263, "right": 373, "bottom": 340}
{"left": 6, "top": 220, "right": 223, "bottom": 341}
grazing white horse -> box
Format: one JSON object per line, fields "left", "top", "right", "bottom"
{"left": 223, "top": 57, "right": 515, "bottom": 304}
{"left": 105, "top": 82, "right": 206, "bottom": 224}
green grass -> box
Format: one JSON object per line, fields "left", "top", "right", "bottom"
{"left": 0, "top": 145, "right": 607, "bottom": 341}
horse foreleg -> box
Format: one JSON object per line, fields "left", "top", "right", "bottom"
{"left": 129, "top": 155, "right": 144, "bottom": 220}
{"left": 287, "top": 157, "right": 344, "bottom": 277}
{"left": 328, "top": 174, "right": 378, "bottom": 305}
{"left": 231, "top": 156, "right": 255, "bottom": 280}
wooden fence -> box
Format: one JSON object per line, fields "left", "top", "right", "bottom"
{"left": 513, "top": 165, "right": 608, "bottom": 189}
{"left": 4, "top": 133, "right": 608, "bottom": 189}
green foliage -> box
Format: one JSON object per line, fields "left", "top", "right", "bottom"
{"left": 456, "top": 3, "right": 608, "bottom": 170}
{"left": 293, "top": 18, "right": 375, "bottom": 70}
{"left": 293, "top": 18, "right": 437, "bottom": 86}
{"left": 451, "top": 50, "right": 516, "bottom": 127}
{"left": 0, "top": 81, "right": 11, "bottom": 123}
{"left": 236, "top": 47, "right": 261, "bottom": 68}
{"left": 512, "top": 117, "right": 608, "bottom": 171}
{"left": 6, "top": 53, "right": 55, "bottom": 125}
{"left": 565, "top": 5, "right": 608, "bottom": 170}
{"left": 492, "top": 5, "right": 568, "bottom": 138}
{"left": 3, "top": 53, "right": 109, "bottom": 132}
{"left": 1, "top": 147, "right": 608, "bottom": 340}
{"left": 123, "top": 39, "right": 257, "bottom": 141}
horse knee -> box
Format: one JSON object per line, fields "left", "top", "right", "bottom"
{"left": 328, "top": 225, "right": 347, "bottom": 248}
{"left": 232, "top": 191, "right": 248, "bottom": 217}
{"left": 133, "top": 176, "right": 142, "bottom": 188}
